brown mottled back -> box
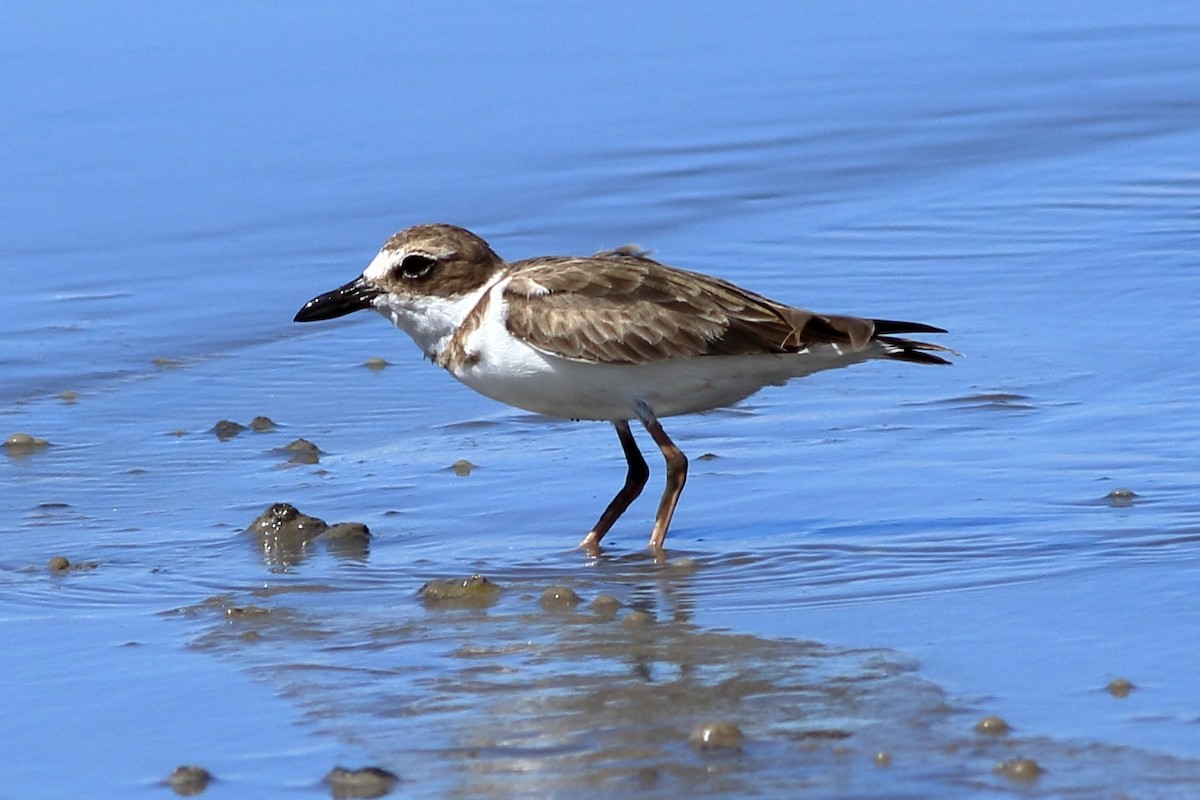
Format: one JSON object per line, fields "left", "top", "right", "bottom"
{"left": 503, "top": 250, "right": 949, "bottom": 366}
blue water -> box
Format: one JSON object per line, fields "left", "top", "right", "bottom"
{"left": 3, "top": 2, "right": 1199, "bottom": 797}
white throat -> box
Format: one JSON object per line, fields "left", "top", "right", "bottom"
{"left": 370, "top": 289, "right": 486, "bottom": 360}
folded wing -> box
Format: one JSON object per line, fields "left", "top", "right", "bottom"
{"left": 503, "top": 250, "right": 951, "bottom": 366}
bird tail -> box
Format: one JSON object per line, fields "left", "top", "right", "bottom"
{"left": 870, "top": 319, "right": 955, "bottom": 365}
{"left": 876, "top": 335, "right": 955, "bottom": 365}
{"left": 791, "top": 313, "right": 956, "bottom": 366}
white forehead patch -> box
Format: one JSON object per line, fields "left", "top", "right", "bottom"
{"left": 363, "top": 249, "right": 400, "bottom": 282}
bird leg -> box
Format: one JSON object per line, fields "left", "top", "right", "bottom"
{"left": 638, "top": 409, "right": 688, "bottom": 551}
{"left": 580, "top": 419, "right": 649, "bottom": 550}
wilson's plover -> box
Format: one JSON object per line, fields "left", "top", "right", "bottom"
{"left": 295, "top": 224, "right": 951, "bottom": 551}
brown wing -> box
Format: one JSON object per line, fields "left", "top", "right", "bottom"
{"left": 501, "top": 251, "right": 948, "bottom": 365}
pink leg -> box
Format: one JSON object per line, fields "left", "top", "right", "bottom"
{"left": 639, "top": 413, "right": 688, "bottom": 551}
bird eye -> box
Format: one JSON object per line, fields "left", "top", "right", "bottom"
{"left": 399, "top": 254, "right": 437, "bottom": 279}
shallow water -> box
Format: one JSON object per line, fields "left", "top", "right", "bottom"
{"left": 3, "top": 2, "right": 1200, "bottom": 797}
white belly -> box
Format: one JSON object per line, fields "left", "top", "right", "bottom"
{"left": 453, "top": 337, "right": 870, "bottom": 420}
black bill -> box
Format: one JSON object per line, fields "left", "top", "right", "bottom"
{"left": 293, "top": 276, "right": 379, "bottom": 323}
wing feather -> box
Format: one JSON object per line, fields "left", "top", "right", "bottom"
{"left": 502, "top": 253, "right": 949, "bottom": 365}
